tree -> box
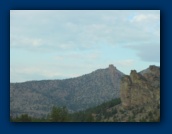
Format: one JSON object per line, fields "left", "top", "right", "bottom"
{"left": 85, "top": 113, "right": 94, "bottom": 122}
{"left": 12, "top": 114, "right": 32, "bottom": 122}
{"left": 50, "top": 106, "right": 69, "bottom": 122}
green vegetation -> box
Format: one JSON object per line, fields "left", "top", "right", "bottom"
{"left": 50, "top": 106, "right": 69, "bottom": 122}
{"left": 10, "top": 97, "right": 160, "bottom": 122}
{"left": 10, "top": 98, "right": 121, "bottom": 122}
{"left": 10, "top": 114, "right": 32, "bottom": 122}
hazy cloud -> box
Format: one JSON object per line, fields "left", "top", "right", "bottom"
{"left": 126, "top": 43, "right": 160, "bottom": 62}
{"left": 10, "top": 10, "right": 160, "bottom": 82}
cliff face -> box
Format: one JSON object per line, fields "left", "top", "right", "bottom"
{"left": 96, "top": 65, "right": 160, "bottom": 122}
{"left": 113, "top": 65, "right": 160, "bottom": 121}
{"left": 120, "top": 66, "right": 160, "bottom": 108}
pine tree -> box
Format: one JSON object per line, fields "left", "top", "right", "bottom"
{"left": 50, "top": 106, "right": 69, "bottom": 122}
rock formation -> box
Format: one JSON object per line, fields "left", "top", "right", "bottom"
{"left": 98, "top": 65, "right": 160, "bottom": 122}
{"left": 120, "top": 65, "right": 160, "bottom": 109}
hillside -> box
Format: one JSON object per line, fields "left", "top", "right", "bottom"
{"left": 10, "top": 64, "right": 124, "bottom": 117}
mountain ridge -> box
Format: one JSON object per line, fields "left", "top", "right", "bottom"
{"left": 10, "top": 64, "right": 124, "bottom": 117}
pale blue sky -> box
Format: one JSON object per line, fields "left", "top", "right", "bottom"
{"left": 10, "top": 10, "right": 160, "bottom": 82}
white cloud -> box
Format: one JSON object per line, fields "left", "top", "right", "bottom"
{"left": 126, "top": 43, "right": 160, "bottom": 62}
{"left": 10, "top": 36, "right": 44, "bottom": 48}
{"left": 131, "top": 14, "right": 159, "bottom": 22}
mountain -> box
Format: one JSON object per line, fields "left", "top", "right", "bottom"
{"left": 10, "top": 65, "right": 160, "bottom": 122}
{"left": 10, "top": 64, "right": 124, "bottom": 117}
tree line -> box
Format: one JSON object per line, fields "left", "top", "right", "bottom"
{"left": 10, "top": 98, "right": 121, "bottom": 122}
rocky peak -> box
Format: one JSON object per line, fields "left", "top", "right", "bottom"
{"left": 108, "top": 64, "right": 117, "bottom": 79}
{"left": 130, "top": 70, "right": 146, "bottom": 84}
{"left": 140, "top": 65, "right": 160, "bottom": 76}
{"left": 149, "top": 65, "right": 159, "bottom": 70}
{"left": 130, "top": 70, "right": 138, "bottom": 81}
{"left": 149, "top": 65, "right": 160, "bottom": 76}
{"left": 140, "top": 65, "right": 160, "bottom": 87}
{"left": 108, "top": 64, "right": 116, "bottom": 71}
{"left": 131, "top": 70, "right": 137, "bottom": 74}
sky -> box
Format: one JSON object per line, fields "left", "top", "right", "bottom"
{"left": 10, "top": 10, "right": 160, "bottom": 82}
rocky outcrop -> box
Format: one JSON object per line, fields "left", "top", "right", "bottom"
{"left": 120, "top": 65, "right": 160, "bottom": 108}
{"left": 140, "top": 65, "right": 160, "bottom": 88}
{"left": 101, "top": 65, "right": 161, "bottom": 122}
